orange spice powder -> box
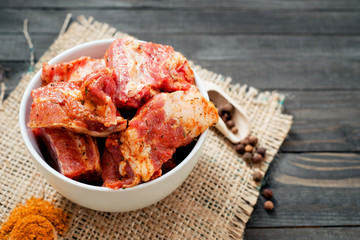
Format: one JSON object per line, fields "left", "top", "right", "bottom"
{"left": 0, "top": 197, "right": 70, "bottom": 239}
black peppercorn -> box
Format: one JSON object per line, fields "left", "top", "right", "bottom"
{"left": 256, "top": 147, "right": 266, "bottom": 157}
{"left": 253, "top": 153, "right": 263, "bottom": 164}
{"left": 226, "top": 120, "right": 235, "bottom": 129}
{"left": 243, "top": 152, "right": 253, "bottom": 163}
{"left": 262, "top": 189, "right": 273, "bottom": 199}
{"left": 248, "top": 136, "right": 258, "bottom": 146}
{"left": 252, "top": 171, "right": 263, "bottom": 182}
{"left": 236, "top": 144, "right": 245, "bottom": 154}
{"left": 231, "top": 126, "right": 238, "bottom": 134}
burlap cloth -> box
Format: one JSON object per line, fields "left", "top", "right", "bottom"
{"left": 0, "top": 16, "right": 292, "bottom": 239}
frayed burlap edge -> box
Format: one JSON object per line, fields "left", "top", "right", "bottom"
{"left": 0, "top": 16, "right": 292, "bottom": 239}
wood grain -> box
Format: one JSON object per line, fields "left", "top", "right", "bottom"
{"left": 1, "top": 9, "right": 359, "bottom": 34}
{"left": 244, "top": 227, "right": 360, "bottom": 240}
{"left": 2, "top": 0, "right": 360, "bottom": 10}
{"left": 1, "top": 33, "right": 359, "bottom": 90}
{"left": 246, "top": 153, "right": 360, "bottom": 227}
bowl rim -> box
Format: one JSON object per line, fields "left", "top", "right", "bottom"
{"left": 19, "top": 38, "right": 209, "bottom": 193}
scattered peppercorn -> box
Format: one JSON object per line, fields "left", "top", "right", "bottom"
{"left": 236, "top": 144, "right": 245, "bottom": 154}
{"left": 248, "top": 136, "right": 258, "bottom": 146}
{"left": 262, "top": 188, "right": 273, "bottom": 199}
{"left": 253, "top": 153, "right": 263, "bottom": 164}
{"left": 243, "top": 152, "right": 253, "bottom": 163}
{"left": 256, "top": 147, "right": 266, "bottom": 157}
{"left": 240, "top": 138, "right": 250, "bottom": 146}
{"left": 252, "top": 171, "right": 263, "bottom": 182}
{"left": 245, "top": 144, "right": 253, "bottom": 152}
{"left": 264, "top": 200, "right": 274, "bottom": 211}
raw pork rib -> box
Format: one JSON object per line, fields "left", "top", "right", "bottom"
{"left": 41, "top": 56, "right": 105, "bottom": 86}
{"left": 33, "top": 128, "right": 102, "bottom": 182}
{"left": 104, "top": 37, "right": 195, "bottom": 109}
{"left": 28, "top": 69, "right": 127, "bottom": 137}
{"left": 119, "top": 86, "right": 218, "bottom": 184}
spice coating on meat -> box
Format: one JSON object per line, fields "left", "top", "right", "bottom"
{"left": 119, "top": 86, "right": 218, "bottom": 183}
{"left": 28, "top": 70, "right": 126, "bottom": 137}
{"left": 41, "top": 57, "right": 106, "bottom": 86}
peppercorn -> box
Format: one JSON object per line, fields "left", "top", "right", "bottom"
{"left": 221, "top": 112, "right": 230, "bottom": 122}
{"left": 226, "top": 120, "right": 235, "bottom": 129}
{"left": 252, "top": 171, "right": 263, "bottom": 182}
{"left": 242, "top": 152, "right": 253, "bottom": 163}
{"left": 216, "top": 105, "right": 224, "bottom": 115}
{"left": 240, "top": 138, "right": 250, "bottom": 146}
{"left": 236, "top": 144, "right": 245, "bottom": 154}
{"left": 253, "top": 153, "right": 263, "bottom": 164}
{"left": 231, "top": 126, "right": 238, "bottom": 134}
{"left": 262, "top": 188, "right": 273, "bottom": 199}
{"left": 248, "top": 136, "right": 258, "bottom": 146}
{"left": 245, "top": 144, "right": 253, "bottom": 152}
{"left": 264, "top": 200, "right": 274, "bottom": 211}
{"left": 256, "top": 147, "right": 266, "bottom": 157}
{"left": 223, "top": 103, "right": 234, "bottom": 113}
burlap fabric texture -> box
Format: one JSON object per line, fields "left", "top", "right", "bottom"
{"left": 0, "top": 16, "right": 293, "bottom": 239}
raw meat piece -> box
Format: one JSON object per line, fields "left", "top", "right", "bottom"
{"left": 120, "top": 86, "right": 218, "bottom": 183}
{"left": 104, "top": 37, "right": 195, "bottom": 109}
{"left": 101, "top": 135, "right": 140, "bottom": 189}
{"left": 33, "top": 128, "right": 102, "bottom": 182}
{"left": 28, "top": 69, "right": 127, "bottom": 137}
{"left": 41, "top": 57, "right": 105, "bottom": 86}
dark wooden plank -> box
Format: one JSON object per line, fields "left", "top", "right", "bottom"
{"left": 244, "top": 227, "right": 360, "bottom": 240}
{"left": 1, "top": 33, "right": 360, "bottom": 90}
{"left": 0, "top": 61, "right": 28, "bottom": 98}
{"left": 196, "top": 59, "right": 360, "bottom": 91}
{"left": 2, "top": 0, "right": 360, "bottom": 10}
{"left": 282, "top": 90, "right": 360, "bottom": 152}
{"left": 1, "top": 9, "right": 360, "bottom": 34}
{"left": 246, "top": 153, "right": 360, "bottom": 227}
{"left": 281, "top": 120, "right": 360, "bottom": 152}
{"left": 0, "top": 34, "right": 56, "bottom": 63}
{"left": 4, "top": 33, "right": 360, "bottom": 62}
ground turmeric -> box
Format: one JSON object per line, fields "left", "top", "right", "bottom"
{"left": 0, "top": 197, "right": 70, "bottom": 239}
{"left": 9, "top": 215, "right": 57, "bottom": 240}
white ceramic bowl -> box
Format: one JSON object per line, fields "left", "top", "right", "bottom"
{"left": 19, "top": 39, "right": 209, "bottom": 212}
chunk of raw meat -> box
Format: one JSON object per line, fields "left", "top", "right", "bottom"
{"left": 119, "top": 86, "right": 218, "bottom": 183}
{"left": 101, "top": 135, "right": 140, "bottom": 189}
{"left": 104, "top": 37, "right": 195, "bottom": 109}
{"left": 41, "top": 57, "right": 105, "bottom": 86}
{"left": 28, "top": 69, "right": 127, "bottom": 137}
{"left": 33, "top": 128, "right": 102, "bottom": 182}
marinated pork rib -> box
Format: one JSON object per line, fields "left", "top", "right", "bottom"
{"left": 28, "top": 69, "right": 127, "bottom": 137}
{"left": 33, "top": 128, "right": 102, "bottom": 182}
{"left": 101, "top": 135, "right": 140, "bottom": 189}
{"left": 119, "top": 86, "right": 218, "bottom": 184}
{"left": 41, "top": 56, "right": 105, "bottom": 86}
{"left": 104, "top": 37, "right": 195, "bottom": 109}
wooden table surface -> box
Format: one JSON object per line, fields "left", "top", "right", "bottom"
{"left": 1, "top": 1, "right": 360, "bottom": 239}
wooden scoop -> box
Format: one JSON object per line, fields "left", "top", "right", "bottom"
{"left": 205, "top": 81, "right": 251, "bottom": 144}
